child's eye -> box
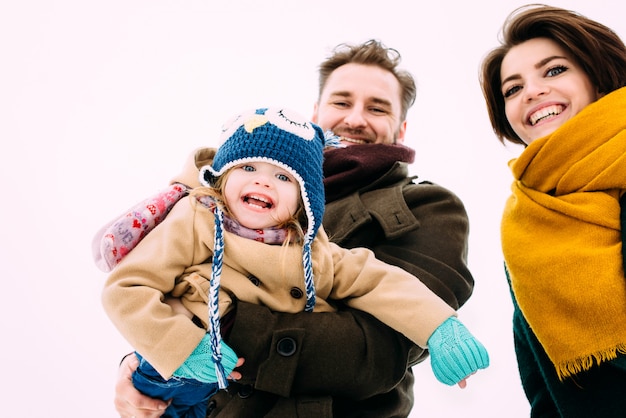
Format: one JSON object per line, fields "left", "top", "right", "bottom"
{"left": 546, "top": 65, "right": 568, "bottom": 77}
{"left": 276, "top": 173, "right": 291, "bottom": 182}
{"left": 241, "top": 165, "right": 255, "bottom": 172}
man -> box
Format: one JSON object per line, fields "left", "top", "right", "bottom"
{"left": 111, "top": 39, "right": 474, "bottom": 418}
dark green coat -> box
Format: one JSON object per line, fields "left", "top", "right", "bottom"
{"left": 206, "top": 159, "right": 474, "bottom": 417}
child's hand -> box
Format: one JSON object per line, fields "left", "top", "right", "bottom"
{"left": 228, "top": 357, "right": 245, "bottom": 381}
{"left": 427, "top": 316, "right": 489, "bottom": 387}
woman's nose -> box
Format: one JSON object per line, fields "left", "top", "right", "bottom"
{"left": 524, "top": 79, "right": 549, "bottom": 102}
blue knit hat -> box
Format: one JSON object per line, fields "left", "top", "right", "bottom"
{"left": 198, "top": 107, "right": 329, "bottom": 388}
{"left": 201, "top": 107, "right": 326, "bottom": 260}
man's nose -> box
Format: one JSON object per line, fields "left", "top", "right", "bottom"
{"left": 343, "top": 107, "right": 367, "bottom": 127}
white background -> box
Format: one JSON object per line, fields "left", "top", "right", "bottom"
{"left": 1, "top": 1, "right": 621, "bottom": 417}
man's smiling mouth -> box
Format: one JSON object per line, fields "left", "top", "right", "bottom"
{"left": 340, "top": 136, "right": 368, "bottom": 145}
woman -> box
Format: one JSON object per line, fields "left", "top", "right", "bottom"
{"left": 480, "top": 5, "right": 626, "bottom": 417}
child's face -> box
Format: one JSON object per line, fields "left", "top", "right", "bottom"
{"left": 500, "top": 37, "right": 601, "bottom": 145}
{"left": 224, "top": 161, "right": 300, "bottom": 230}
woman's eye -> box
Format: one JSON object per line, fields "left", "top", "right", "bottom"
{"left": 503, "top": 85, "right": 522, "bottom": 98}
{"left": 546, "top": 65, "right": 568, "bottom": 77}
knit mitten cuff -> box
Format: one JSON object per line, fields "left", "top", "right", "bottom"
{"left": 173, "top": 334, "right": 238, "bottom": 384}
{"left": 427, "top": 316, "right": 489, "bottom": 385}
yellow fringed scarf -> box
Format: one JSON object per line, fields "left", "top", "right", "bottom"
{"left": 502, "top": 87, "right": 626, "bottom": 380}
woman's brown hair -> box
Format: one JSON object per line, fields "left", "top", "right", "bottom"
{"left": 480, "top": 4, "right": 626, "bottom": 145}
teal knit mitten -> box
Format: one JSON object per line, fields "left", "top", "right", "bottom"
{"left": 427, "top": 316, "right": 490, "bottom": 385}
{"left": 172, "top": 334, "right": 238, "bottom": 384}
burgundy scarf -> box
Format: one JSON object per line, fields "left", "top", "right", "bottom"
{"left": 323, "top": 143, "right": 415, "bottom": 202}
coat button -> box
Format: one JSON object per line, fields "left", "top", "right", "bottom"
{"left": 289, "top": 287, "right": 303, "bottom": 299}
{"left": 276, "top": 337, "right": 297, "bottom": 356}
{"left": 238, "top": 384, "right": 254, "bottom": 399}
{"left": 206, "top": 399, "right": 217, "bottom": 413}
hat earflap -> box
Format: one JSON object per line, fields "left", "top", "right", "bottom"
{"left": 199, "top": 166, "right": 216, "bottom": 187}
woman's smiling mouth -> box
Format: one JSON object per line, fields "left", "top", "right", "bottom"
{"left": 529, "top": 104, "right": 565, "bottom": 126}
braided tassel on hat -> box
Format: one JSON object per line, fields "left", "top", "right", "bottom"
{"left": 208, "top": 203, "right": 228, "bottom": 389}
{"left": 302, "top": 241, "right": 315, "bottom": 312}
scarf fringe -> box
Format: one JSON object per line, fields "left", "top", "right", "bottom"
{"left": 556, "top": 344, "right": 626, "bottom": 380}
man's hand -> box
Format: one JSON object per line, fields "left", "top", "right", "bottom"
{"left": 114, "top": 353, "right": 169, "bottom": 418}
{"left": 114, "top": 352, "right": 244, "bottom": 417}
